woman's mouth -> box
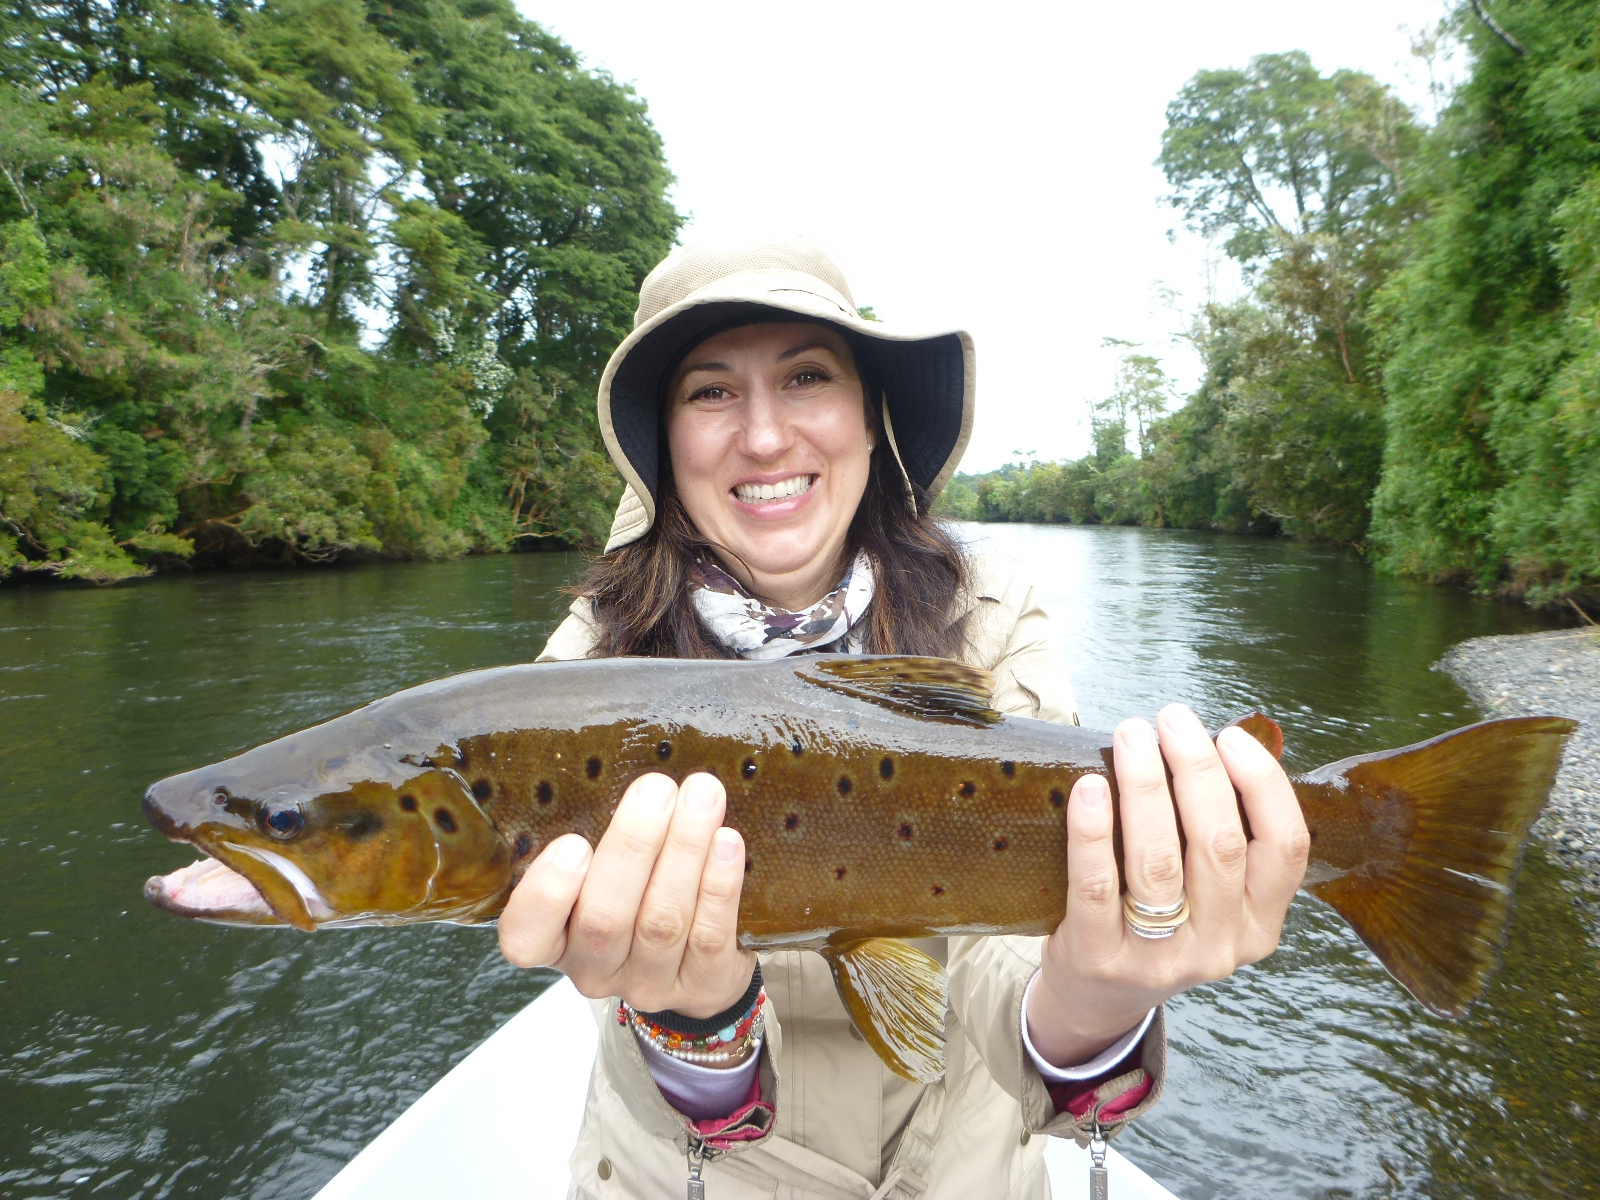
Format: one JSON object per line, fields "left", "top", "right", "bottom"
{"left": 732, "top": 474, "right": 817, "bottom": 505}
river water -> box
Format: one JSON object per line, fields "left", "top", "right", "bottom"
{"left": 1, "top": 525, "right": 1595, "bottom": 1199}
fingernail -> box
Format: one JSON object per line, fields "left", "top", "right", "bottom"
{"left": 712, "top": 828, "right": 742, "bottom": 862}
{"left": 1217, "top": 726, "right": 1251, "bottom": 752}
{"left": 1117, "top": 720, "right": 1156, "bottom": 750}
{"left": 633, "top": 774, "right": 677, "bottom": 813}
{"left": 1077, "top": 774, "right": 1110, "bottom": 805}
{"left": 685, "top": 773, "right": 723, "bottom": 815}
{"left": 551, "top": 835, "right": 591, "bottom": 870}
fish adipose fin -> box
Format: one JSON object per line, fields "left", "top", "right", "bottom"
{"left": 1222, "top": 712, "right": 1284, "bottom": 759}
{"left": 800, "top": 657, "right": 1002, "bottom": 727}
{"left": 821, "top": 938, "right": 949, "bottom": 1082}
{"left": 1304, "top": 715, "right": 1577, "bottom": 1018}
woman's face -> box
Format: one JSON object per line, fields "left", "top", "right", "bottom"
{"left": 665, "top": 321, "right": 874, "bottom": 609}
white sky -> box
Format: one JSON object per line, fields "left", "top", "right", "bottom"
{"left": 522, "top": 0, "right": 1460, "bottom": 471}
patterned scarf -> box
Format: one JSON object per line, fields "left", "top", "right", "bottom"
{"left": 689, "top": 550, "right": 875, "bottom": 660}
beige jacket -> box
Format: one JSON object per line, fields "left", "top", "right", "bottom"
{"left": 536, "top": 554, "right": 1166, "bottom": 1200}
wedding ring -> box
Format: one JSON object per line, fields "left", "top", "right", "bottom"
{"left": 1123, "top": 892, "right": 1190, "bottom": 939}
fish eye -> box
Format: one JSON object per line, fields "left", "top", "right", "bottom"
{"left": 259, "top": 804, "right": 306, "bottom": 840}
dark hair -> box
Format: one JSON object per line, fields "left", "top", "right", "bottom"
{"left": 576, "top": 345, "right": 970, "bottom": 660}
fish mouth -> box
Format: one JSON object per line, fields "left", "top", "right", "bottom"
{"left": 145, "top": 846, "right": 334, "bottom": 931}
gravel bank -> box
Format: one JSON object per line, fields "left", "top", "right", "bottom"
{"left": 1439, "top": 628, "right": 1599, "bottom": 896}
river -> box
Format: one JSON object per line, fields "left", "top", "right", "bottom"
{"left": 1, "top": 525, "right": 1595, "bottom": 1199}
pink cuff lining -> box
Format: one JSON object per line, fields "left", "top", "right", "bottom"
{"left": 688, "top": 1078, "right": 775, "bottom": 1151}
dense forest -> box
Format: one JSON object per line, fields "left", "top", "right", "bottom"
{"left": 942, "top": 0, "right": 1600, "bottom": 604}
{"left": 0, "top": 0, "right": 678, "bottom": 581}
{"left": 3, "top": 0, "right": 1595, "bottom": 604}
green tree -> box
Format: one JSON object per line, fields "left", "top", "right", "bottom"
{"left": 1369, "top": 0, "right": 1600, "bottom": 599}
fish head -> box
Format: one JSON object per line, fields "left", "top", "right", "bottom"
{"left": 143, "top": 758, "right": 512, "bottom": 931}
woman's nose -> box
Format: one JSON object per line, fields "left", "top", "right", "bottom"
{"left": 738, "top": 388, "right": 791, "bottom": 459}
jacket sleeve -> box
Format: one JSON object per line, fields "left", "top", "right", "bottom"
{"left": 536, "top": 598, "right": 600, "bottom": 662}
{"left": 948, "top": 556, "right": 1164, "bottom": 1144}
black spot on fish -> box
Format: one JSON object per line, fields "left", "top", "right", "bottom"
{"left": 1001, "top": 761, "right": 1015, "bottom": 777}
{"left": 898, "top": 823, "right": 914, "bottom": 841}
{"left": 1049, "top": 788, "right": 1066, "bottom": 809}
{"left": 790, "top": 736, "right": 804, "bottom": 756}
{"left": 838, "top": 775, "right": 853, "bottom": 796}
{"left": 399, "top": 794, "right": 418, "bottom": 813}
{"left": 586, "top": 757, "right": 602, "bottom": 780}
{"left": 784, "top": 813, "right": 799, "bottom": 831}
{"left": 992, "top": 836, "right": 1010, "bottom": 852}
{"left": 1309, "top": 828, "right": 1319, "bottom": 842}
{"left": 348, "top": 812, "right": 382, "bottom": 841}
{"left": 744, "top": 857, "right": 754, "bottom": 874}
{"left": 472, "top": 778, "right": 492, "bottom": 802}
{"left": 959, "top": 781, "right": 976, "bottom": 799}
{"left": 879, "top": 757, "right": 894, "bottom": 781}
{"left": 931, "top": 883, "right": 945, "bottom": 897}
{"left": 514, "top": 833, "right": 533, "bottom": 858}
{"left": 834, "top": 866, "right": 847, "bottom": 880}
{"left": 657, "top": 740, "right": 672, "bottom": 760}
{"left": 435, "top": 809, "right": 458, "bottom": 834}
{"left": 536, "top": 781, "right": 554, "bottom": 806}
{"left": 743, "top": 757, "right": 757, "bottom": 780}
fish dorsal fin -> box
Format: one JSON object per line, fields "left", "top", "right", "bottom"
{"left": 821, "top": 938, "right": 948, "bottom": 1083}
{"left": 800, "top": 656, "right": 1002, "bottom": 727}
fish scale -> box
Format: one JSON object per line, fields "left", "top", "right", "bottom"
{"left": 141, "top": 654, "right": 1576, "bottom": 1081}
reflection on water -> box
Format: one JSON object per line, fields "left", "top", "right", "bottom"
{"left": 0, "top": 528, "right": 1594, "bottom": 1199}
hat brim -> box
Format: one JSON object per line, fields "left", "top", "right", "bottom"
{"left": 598, "top": 279, "right": 974, "bottom": 544}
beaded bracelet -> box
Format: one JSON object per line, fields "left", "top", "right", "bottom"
{"left": 619, "top": 984, "right": 768, "bottom": 1066}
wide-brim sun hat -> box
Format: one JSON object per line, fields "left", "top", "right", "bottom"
{"left": 598, "top": 234, "right": 976, "bottom": 551}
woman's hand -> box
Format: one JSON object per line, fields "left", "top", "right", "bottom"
{"left": 1026, "top": 704, "right": 1311, "bottom": 1068}
{"left": 498, "top": 772, "right": 758, "bottom": 1020}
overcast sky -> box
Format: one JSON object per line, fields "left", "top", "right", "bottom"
{"left": 523, "top": 0, "right": 1459, "bottom": 472}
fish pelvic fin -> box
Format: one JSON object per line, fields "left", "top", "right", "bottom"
{"left": 821, "top": 938, "right": 948, "bottom": 1083}
{"left": 800, "top": 656, "right": 1002, "bottom": 727}
{"left": 1303, "top": 715, "right": 1577, "bottom": 1018}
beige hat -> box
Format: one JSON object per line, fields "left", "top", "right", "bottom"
{"left": 597, "top": 234, "right": 976, "bottom": 551}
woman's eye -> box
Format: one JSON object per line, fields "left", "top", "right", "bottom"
{"left": 790, "top": 368, "right": 831, "bottom": 388}
{"left": 259, "top": 804, "right": 306, "bottom": 840}
{"left": 689, "top": 384, "right": 731, "bottom": 402}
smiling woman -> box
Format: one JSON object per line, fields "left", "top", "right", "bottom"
{"left": 496, "top": 235, "right": 1311, "bottom": 1200}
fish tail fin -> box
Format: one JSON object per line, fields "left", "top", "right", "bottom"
{"left": 1302, "top": 715, "right": 1576, "bottom": 1018}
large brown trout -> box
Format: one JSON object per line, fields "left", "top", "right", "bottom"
{"left": 143, "top": 655, "right": 1575, "bottom": 1081}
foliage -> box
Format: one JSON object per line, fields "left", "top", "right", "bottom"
{"left": 0, "top": 0, "right": 678, "bottom": 582}
{"left": 1368, "top": 0, "right": 1600, "bottom": 600}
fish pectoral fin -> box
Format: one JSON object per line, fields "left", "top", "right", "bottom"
{"left": 821, "top": 938, "right": 948, "bottom": 1083}
{"left": 800, "top": 656, "right": 1002, "bottom": 727}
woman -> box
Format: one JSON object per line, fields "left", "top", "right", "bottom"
{"left": 498, "top": 236, "right": 1309, "bottom": 1199}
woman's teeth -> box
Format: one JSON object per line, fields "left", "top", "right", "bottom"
{"left": 733, "top": 475, "right": 815, "bottom": 504}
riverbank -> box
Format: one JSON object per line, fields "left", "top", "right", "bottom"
{"left": 1440, "top": 628, "right": 1600, "bottom": 902}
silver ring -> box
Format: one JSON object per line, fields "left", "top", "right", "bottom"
{"left": 1125, "top": 895, "right": 1188, "bottom": 919}
{"left": 1123, "top": 892, "right": 1190, "bottom": 939}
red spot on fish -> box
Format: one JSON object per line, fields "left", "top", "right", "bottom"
{"left": 931, "top": 884, "right": 945, "bottom": 897}
{"left": 834, "top": 866, "right": 847, "bottom": 880}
